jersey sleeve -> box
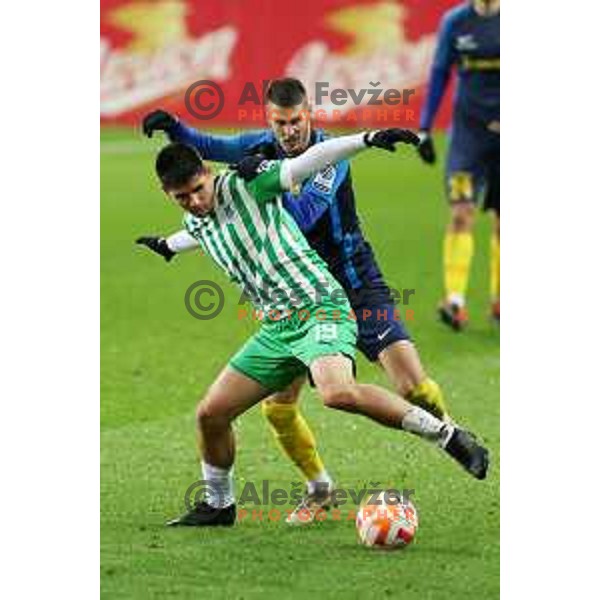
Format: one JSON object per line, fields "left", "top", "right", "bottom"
{"left": 181, "top": 213, "right": 205, "bottom": 245}
{"left": 166, "top": 229, "right": 199, "bottom": 252}
{"left": 420, "top": 10, "right": 458, "bottom": 130}
{"left": 242, "top": 160, "right": 286, "bottom": 201}
{"left": 168, "top": 122, "right": 271, "bottom": 163}
{"left": 283, "top": 160, "right": 350, "bottom": 233}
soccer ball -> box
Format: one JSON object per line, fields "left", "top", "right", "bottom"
{"left": 356, "top": 498, "right": 418, "bottom": 549}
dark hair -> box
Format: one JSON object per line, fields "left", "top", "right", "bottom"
{"left": 155, "top": 143, "right": 204, "bottom": 189}
{"left": 265, "top": 78, "right": 307, "bottom": 107}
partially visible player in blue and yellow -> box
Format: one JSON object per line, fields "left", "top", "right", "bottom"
{"left": 417, "top": 0, "right": 500, "bottom": 330}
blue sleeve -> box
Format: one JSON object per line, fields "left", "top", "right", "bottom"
{"left": 420, "top": 11, "right": 457, "bottom": 130}
{"left": 283, "top": 161, "right": 349, "bottom": 233}
{"left": 168, "top": 122, "right": 271, "bottom": 163}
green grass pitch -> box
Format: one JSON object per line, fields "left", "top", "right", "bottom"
{"left": 101, "top": 128, "right": 499, "bottom": 599}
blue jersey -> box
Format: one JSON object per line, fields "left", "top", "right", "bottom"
{"left": 168, "top": 123, "right": 394, "bottom": 306}
{"left": 420, "top": 3, "right": 500, "bottom": 130}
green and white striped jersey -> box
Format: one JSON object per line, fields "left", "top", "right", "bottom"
{"left": 183, "top": 161, "right": 340, "bottom": 314}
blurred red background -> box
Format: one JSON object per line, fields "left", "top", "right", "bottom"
{"left": 101, "top": 0, "right": 456, "bottom": 129}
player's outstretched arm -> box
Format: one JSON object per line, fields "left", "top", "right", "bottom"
{"left": 142, "top": 109, "right": 267, "bottom": 163}
{"left": 280, "top": 129, "right": 420, "bottom": 189}
{"left": 417, "top": 12, "right": 456, "bottom": 165}
{"left": 233, "top": 129, "right": 419, "bottom": 201}
{"left": 135, "top": 230, "right": 199, "bottom": 262}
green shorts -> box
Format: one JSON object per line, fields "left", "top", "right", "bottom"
{"left": 229, "top": 306, "right": 357, "bottom": 392}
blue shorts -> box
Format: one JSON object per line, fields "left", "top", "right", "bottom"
{"left": 446, "top": 117, "right": 500, "bottom": 213}
{"left": 354, "top": 303, "right": 411, "bottom": 362}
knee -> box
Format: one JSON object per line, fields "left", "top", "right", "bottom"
{"left": 450, "top": 204, "right": 474, "bottom": 232}
{"left": 319, "top": 384, "right": 358, "bottom": 411}
{"left": 196, "top": 398, "right": 230, "bottom": 433}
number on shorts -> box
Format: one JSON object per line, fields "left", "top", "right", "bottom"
{"left": 315, "top": 323, "right": 338, "bottom": 343}
{"left": 448, "top": 171, "right": 474, "bottom": 202}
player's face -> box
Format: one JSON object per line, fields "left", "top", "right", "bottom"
{"left": 473, "top": 0, "right": 500, "bottom": 16}
{"left": 266, "top": 99, "right": 312, "bottom": 156}
{"left": 166, "top": 169, "right": 215, "bottom": 217}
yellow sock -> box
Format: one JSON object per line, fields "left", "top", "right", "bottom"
{"left": 406, "top": 378, "right": 449, "bottom": 421}
{"left": 490, "top": 232, "right": 500, "bottom": 301}
{"left": 262, "top": 401, "right": 325, "bottom": 482}
{"left": 443, "top": 231, "right": 474, "bottom": 304}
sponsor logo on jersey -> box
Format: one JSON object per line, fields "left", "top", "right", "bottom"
{"left": 312, "top": 164, "right": 336, "bottom": 194}
{"left": 455, "top": 34, "right": 478, "bottom": 51}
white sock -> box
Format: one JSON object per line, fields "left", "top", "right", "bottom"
{"left": 307, "top": 470, "right": 333, "bottom": 495}
{"left": 401, "top": 407, "right": 447, "bottom": 442}
{"left": 202, "top": 461, "right": 235, "bottom": 508}
{"left": 448, "top": 292, "right": 465, "bottom": 308}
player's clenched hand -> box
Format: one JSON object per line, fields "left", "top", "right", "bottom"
{"left": 142, "top": 110, "right": 178, "bottom": 138}
{"left": 246, "top": 142, "right": 278, "bottom": 160}
{"left": 135, "top": 236, "right": 176, "bottom": 262}
{"left": 364, "top": 128, "right": 421, "bottom": 152}
{"left": 231, "top": 155, "right": 270, "bottom": 182}
{"left": 416, "top": 130, "right": 436, "bottom": 164}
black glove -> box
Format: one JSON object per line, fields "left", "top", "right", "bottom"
{"left": 416, "top": 130, "right": 436, "bottom": 164}
{"left": 135, "top": 236, "right": 176, "bottom": 262}
{"left": 364, "top": 128, "right": 421, "bottom": 152}
{"left": 142, "top": 110, "right": 178, "bottom": 138}
{"left": 245, "top": 141, "right": 278, "bottom": 160}
{"left": 230, "top": 155, "right": 271, "bottom": 182}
